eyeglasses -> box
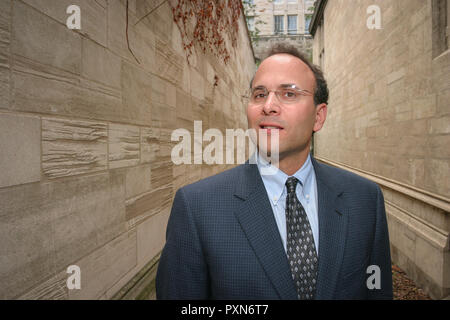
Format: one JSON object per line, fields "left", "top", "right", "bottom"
{"left": 243, "top": 84, "right": 313, "bottom": 105}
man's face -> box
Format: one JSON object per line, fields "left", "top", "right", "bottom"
{"left": 246, "top": 54, "right": 327, "bottom": 161}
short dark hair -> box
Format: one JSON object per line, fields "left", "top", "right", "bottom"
{"left": 251, "top": 43, "right": 329, "bottom": 106}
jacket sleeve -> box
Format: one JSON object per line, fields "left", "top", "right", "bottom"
{"left": 367, "top": 185, "right": 393, "bottom": 299}
{"left": 155, "top": 188, "right": 210, "bottom": 299}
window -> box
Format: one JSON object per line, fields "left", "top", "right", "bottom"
{"left": 305, "top": 16, "right": 312, "bottom": 34}
{"left": 288, "top": 15, "right": 297, "bottom": 34}
{"left": 288, "top": 0, "right": 297, "bottom": 3}
{"left": 246, "top": 16, "right": 255, "bottom": 32}
{"left": 274, "top": 15, "right": 284, "bottom": 34}
{"left": 274, "top": 0, "right": 283, "bottom": 3}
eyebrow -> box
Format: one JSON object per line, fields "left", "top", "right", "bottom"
{"left": 252, "top": 84, "right": 299, "bottom": 90}
{"left": 279, "top": 83, "right": 297, "bottom": 88}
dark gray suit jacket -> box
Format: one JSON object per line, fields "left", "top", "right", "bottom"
{"left": 156, "top": 157, "right": 393, "bottom": 299}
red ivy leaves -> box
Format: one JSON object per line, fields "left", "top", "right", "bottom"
{"left": 169, "top": 0, "right": 241, "bottom": 64}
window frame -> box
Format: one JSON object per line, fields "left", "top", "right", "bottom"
{"left": 274, "top": 15, "right": 285, "bottom": 34}
{"left": 287, "top": 15, "right": 298, "bottom": 35}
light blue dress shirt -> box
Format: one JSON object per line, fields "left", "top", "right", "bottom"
{"left": 256, "top": 153, "right": 319, "bottom": 254}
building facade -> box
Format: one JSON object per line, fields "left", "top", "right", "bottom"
{"left": 244, "top": 0, "right": 315, "bottom": 61}
{"left": 310, "top": 0, "right": 450, "bottom": 299}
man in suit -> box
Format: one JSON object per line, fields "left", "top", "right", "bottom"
{"left": 156, "top": 44, "right": 393, "bottom": 300}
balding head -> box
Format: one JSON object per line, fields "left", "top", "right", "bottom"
{"left": 251, "top": 43, "right": 328, "bottom": 106}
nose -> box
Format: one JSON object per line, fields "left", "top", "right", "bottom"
{"left": 262, "top": 91, "right": 280, "bottom": 115}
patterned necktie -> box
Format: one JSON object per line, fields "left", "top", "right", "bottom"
{"left": 285, "top": 177, "right": 318, "bottom": 300}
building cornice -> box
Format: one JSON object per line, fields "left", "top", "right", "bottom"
{"left": 309, "top": 0, "right": 328, "bottom": 36}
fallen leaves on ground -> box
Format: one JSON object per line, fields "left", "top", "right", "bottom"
{"left": 392, "top": 264, "right": 431, "bottom": 300}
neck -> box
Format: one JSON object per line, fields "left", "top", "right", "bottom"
{"left": 258, "top": 144, "right": 311, "bottom": 176}
{"left": 278, "top": 149, "right": 310, "bottom": 176}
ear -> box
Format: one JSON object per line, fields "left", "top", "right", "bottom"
{"left": 313, "top": 103, "right": 327, "bottom": 132}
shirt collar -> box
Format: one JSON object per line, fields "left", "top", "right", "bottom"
{"left": 256, "top": 152, "right": 314, "bottom": 205}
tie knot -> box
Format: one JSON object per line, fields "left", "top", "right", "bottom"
{"left": 285, "top": 177, "right": 299, "bottom": 194}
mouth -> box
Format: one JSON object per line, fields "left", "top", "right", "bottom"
{"left": 259, "top": 123, "right": 284, "bottom": 131}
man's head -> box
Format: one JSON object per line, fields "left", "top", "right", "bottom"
{"left": 246, "top": 43, "right": 328, "bottom": 163}
{"left": 250, "top": 44, "right": 328, "bottom": 106}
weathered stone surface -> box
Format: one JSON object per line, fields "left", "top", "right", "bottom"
{"left": 22, "top": 0, "right": 107, "bottom": 47}
{"left": 42, "top": 118, "right": 108, "bottom": 178}
{"left": 176, "top": 89, "right": 193, "bottom": 122}
{"left": 137, "top": 0, "right": 173, "bottom": 43}
{"left": 18, "top": 271, "right": 68, "bottom": 300}
{"left": 82, "top": 38, "right": 121, "bottom": 88}
{"left": 425, "top": 159, "right": 450, "bottom": 198}
{"left": 386, "top": 201, "right": 448, "bottom": 285}
{"left": 109, "top": 123, "right": 140, "bottom": 169}
{"left": 11, "top": 55, "right": 125, "bottom": 123}
{"left": 0, "top": 61, "right": 9, "bottom": 109}
{"left": 68, "top": 229, "right": 137, "bottom": 299}
{"left": 126, "top": 165, "right": 151, "bottom": 199}
{"left": 107, "top": 0, "right": 137, "bottom": 62}
{"left": 0, "top": 113, "right": 41, "bottom": 188}
{"left": 12, "top": 1, "right": 81, "bottom": 74}
{"left": 131, "top": 14, "right": 156, "bottom": 75}
{"left": 140, "top": 127, "right": 159, "bottom": 164}
{"left": 20, "top": 229, "right": 137, "bottom": 300}
{"left": 0, "top": 172, "right": 126, "bottom": 299}
{"left": 0, "top": 0, "right": 10, "bottom": 41}
{"left": 429, "top": 116, "right": 450, "bottom": 134}
{"left": 172, "top": 164, "right": 188, "bottom": 193}
{"left": 0, "top": 183, "right": 54, "bottom": 300}
{"left": 125, "top": 186, "right": 172, "bottom": 221}
{"left": 151, "top": 75, "right": 177, "bottom": 108}
{"left": 136, "top": 209, "right": 170, "bottom": 268}
{"left": 52, "top": 171, "right": 127, "bottom": 269}
{"left": 190, "top": 68, "right": 205, "bottom": 101}
{"left": 155, "top": 38, "right": 183, "bottom": 85}
{"left": 121, "top": 62, "right": 153, "bottom": 126}
{"left": 0, "top": 0, "right": 10, "bottom": 110}
{"left": 151, "top": 102, "right": 176, "bottom": 130}
{"left": 151, "top": 161, "right": 173, "bottom": 190}
{"left": 108, "top": 0, "right": 157, "bottom": 73}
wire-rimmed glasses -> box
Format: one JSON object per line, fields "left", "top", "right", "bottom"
{"left": 243, "top": 84, "right": 313, "bottom": 105}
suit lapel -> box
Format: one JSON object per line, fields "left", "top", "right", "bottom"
{"left": 312, "top": 158, "right": 349, "bottom": 299}
{"left": 232, "top": 157, "right": 349, "bottom": 300}
{"left": 233, "top": 163, "right": 298, "bottom": 300}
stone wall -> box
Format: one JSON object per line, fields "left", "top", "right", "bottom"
{"left": 311, "top": 0, "right": 450, "bottom": 299}
{"left": 0, "top": 0, "right": 255, "bottom": 299}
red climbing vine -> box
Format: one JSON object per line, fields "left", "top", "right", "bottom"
{"left": 168, "top": 0, "right": 242, "bottom": 64}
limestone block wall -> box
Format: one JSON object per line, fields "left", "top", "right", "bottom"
{"left": 0, "top": 0, "right": 255, "bottom": 299}
{"left": 312, "top": 0, "right": 450, "bottom": 298}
